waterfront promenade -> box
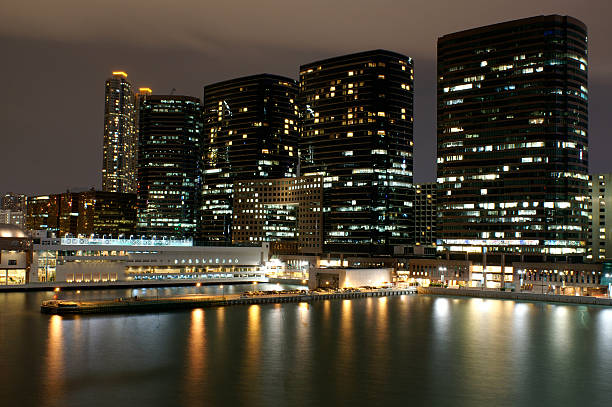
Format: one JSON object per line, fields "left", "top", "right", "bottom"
{"left": 419, "top": 286, "right": 612, "bottom": 306}
{"left": 0, "top": 275, "right": 269, "bottom": 292}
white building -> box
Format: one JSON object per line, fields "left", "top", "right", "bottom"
{"left": 31, "top": 231, "right": 270, "bottom": 284}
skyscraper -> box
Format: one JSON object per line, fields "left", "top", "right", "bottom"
{"left": 102, "top": 71, "right": 137, "bottom": 193}
{"left": 437, "top": 15, "right": 589, "bottom": 266}
{"left": 299, "top": 50, "right": 414, "bottom": 254}
{"left": 200, "top": 74, "right": 299, "bottom": 242}
{"left": 136, "top": 93, "right": 203, "bottom": 238}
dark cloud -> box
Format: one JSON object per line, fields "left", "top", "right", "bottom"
{"left": 0, "top": 1, "right": 610, "bottom": 193}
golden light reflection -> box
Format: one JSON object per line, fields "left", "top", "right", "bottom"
{"left": 43, "top": 315, "right": 64, "bottom": 405}
{"left": 376, "top": 297, "right": 389, "bottom": 352}
{"left": 216, "top": 307, "right": 225, "bottom": 342}
{"left": 184, "top": 308, "right": 206, "bottom": 405}
{"left": 338, "top": 300, "right": 353, "bottom": 364}
{"left": 243, "top": 305, "right": 261, "bottom": 385}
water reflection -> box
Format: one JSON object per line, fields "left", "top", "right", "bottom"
{"left": 3, "top": 288, "right": 612, "bottom": 407}
{"left": 42, "top": 315, "right": 64, "bottom": 407}
{"left": 184, "top": 308, "right": 206, "bottom": 405}
{"left": 338, "top": 300, "right": 353, "bottom": 364}
{"left": 242, "top": 305, "right": 261, "bottom": 396}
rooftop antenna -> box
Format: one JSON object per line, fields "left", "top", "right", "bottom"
{"left": 170, "top": 87, "right": 177, "bottom": 95}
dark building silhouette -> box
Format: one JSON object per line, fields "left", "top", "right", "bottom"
{"left": 25, "top": 191, "right": 136, "bottom": 236}
{"left": 136, "top": 94, "right": 203, "bottom": 238}
{"left": 299, "top": 50, "right": 414, "bottom": 254}
{"left": 200, "top": 74, "right": 299, "bottom": 242}
{"left": 437, "top": 15, "right": 589, "bottom": 266}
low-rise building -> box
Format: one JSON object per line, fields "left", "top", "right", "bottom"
{"left": 26, "top": 191, "right": 136, "bottom": 236}
{"left": 308, "top": 268, "right": 393, "bottom": 289}
{"left": 0, "top": 224, "right": 32, "bottom": 285}
{"left": 31, "top": 232, "right": 269, "bottom": 284}
{"left": 0, "top": 210, "right": 25, "bottom": 229}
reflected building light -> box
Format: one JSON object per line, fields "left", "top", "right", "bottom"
{"left": 184, "top": 308, "right": 206, "bottom": 405}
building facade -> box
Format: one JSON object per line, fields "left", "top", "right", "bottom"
{"left": 26, "top": 195, "right": 60, "bottom": 232}
{"left": 0, "top": 210, "right": 25, "bottom": 229}
{"left": 437, "top": 16, "right": 589, "bottom": 267}
{"left": 414, "top": 183, "right": 437, "bottom": 246}
{"left": 1, "top": 193, "right": 26, "bottom": 211}
{"left": 0, "top": 224, "right": 31, "bottom": 285}
{"left": 31, "top": 233, "right": 268, "bottom": 284}
{"left": 587, "top": 173, "right": 612, "bottom": 261}
{"left": 200, "top": 74, "right": 299, "bottom": 242}
{"left": 26, "top": 191, "right": 136, "bottom": 236}
{"left": 136, "top": 94, "right": 203, "bottom": 238}
{"left": 103, "top": 71, "right": 137, "bottom": 193}
{"left": 299, "top": 50, "right": 414, "bottom": 254}
{"left": 232, "top": 175, "right": 323, "bottom": 254}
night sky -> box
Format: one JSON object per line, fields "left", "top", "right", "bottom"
{"left": 1, "top": 0, "right": 611, "bottom": 195}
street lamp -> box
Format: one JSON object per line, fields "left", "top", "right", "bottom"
{"left": 220, "top": 284, "right": 225, "bottom": 299}
{"left": 517, "top": 269, "right": 524, "bottom": 292}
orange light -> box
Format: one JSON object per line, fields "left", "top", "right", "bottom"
{"left": 139, "top": 87, "right": 152, "bottom": 94}
{"left": 54, "top": 287, "right": 60, "bottom": 292}
{"left": 196, "top": 283, "right": 201, "bottom": 287}
{"left": 112, "top": 71, "right": 128, "bottom": 78}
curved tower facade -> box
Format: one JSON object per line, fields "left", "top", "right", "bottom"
{"left": 437, "top": 15, "right": 589, "bottom": 264}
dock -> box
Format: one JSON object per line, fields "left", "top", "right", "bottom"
{"left": 40, "top": 288, "right": 417, "bottom": 315}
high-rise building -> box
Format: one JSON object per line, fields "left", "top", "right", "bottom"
{"left": 587, "top": 174, "right": 612, "bottom": 261}
{"left": 437, "top": 15, "right": 589, "bottom": 266}
{"left": 103, "top": 71, "right": 137, "bottom": 193}
{"left": 200, "top": 74, "right": 299, "bottom": 242}
{"left": 299, "top": 50, "right": 414, "bottom": 254}
{"left": 136, "top": 94, "right": 203, "bottom": 238}
{"left": 414, "top": 183, "right": 437, "bottom": 246}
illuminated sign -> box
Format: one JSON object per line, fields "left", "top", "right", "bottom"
{"left": 60, "top": 237, "right": 193, "bottom": 247}
{"left": 443, "top": 239, "right": 540, "bottom": 246}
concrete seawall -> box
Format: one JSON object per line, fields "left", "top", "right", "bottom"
{"left": 418, "top": 287, "right": 612, "bottom": 306}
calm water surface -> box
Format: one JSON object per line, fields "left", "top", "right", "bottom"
{"left": 1, "top": 285, "right": 612, "bottom": 407}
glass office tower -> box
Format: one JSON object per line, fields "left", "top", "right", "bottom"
{"left": 200, "top": 74, "right": 299, "bottom": 242}
{"left": 299, "top": 50, "right": 414, "bottom": 254}
{"left": 136, "top": 94, "right": 203, "bottom": 238}
{"left": 437, "top": 15, "right": 589, "bottom": 264}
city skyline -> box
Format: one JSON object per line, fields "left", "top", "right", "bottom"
{"left": 1, "top": 2, "right": 611, "bottom": 195}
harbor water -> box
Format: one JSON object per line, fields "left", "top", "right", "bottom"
{"left": 1, "top": 284, "right": 612, "bottom": 406}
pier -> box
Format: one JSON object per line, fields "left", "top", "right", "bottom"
{"left": 40, "top": 288, "right": 417, "bottom": 315}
